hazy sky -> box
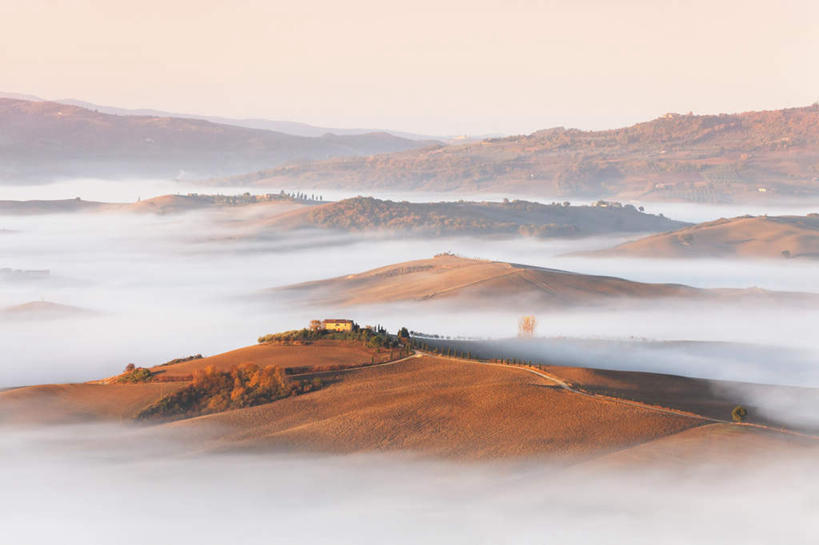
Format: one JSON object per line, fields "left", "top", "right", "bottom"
{"left": 1, "top": 0, "right": 817, "bottom": 135}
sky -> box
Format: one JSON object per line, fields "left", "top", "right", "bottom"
{"left": 1, "top": 0, "right": 817, "bottom": 135}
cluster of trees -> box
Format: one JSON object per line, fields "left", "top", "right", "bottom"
{"left": 280, "top": 190, "right": 322, "bottom": 202}
{"left": 258, "top": 324, "right": 405, "bottom": 350}
{"left": 158, "top": 354, "right": 203, "bottom": 367}
{"left": 117, "top": 364, "right": 153, "bottom": 383}
{"left": 181, "top": 192, "right": 323, "bottom": 205}
{"left": 138, "top": 364, "right": 309, "bottom": 420}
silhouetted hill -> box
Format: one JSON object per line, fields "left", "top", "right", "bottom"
{"left": 262, "top": 196, "right": 688, "bottom": 237}
{"left": 226, "top": 105, "right": 819, "bottom": 203}
{"left": 0, "top": 98, "right": 437, "bottom": 182}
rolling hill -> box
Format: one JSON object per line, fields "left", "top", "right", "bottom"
{"left": 273, "top": 254, "right": 808, "bottom": 307}
{"left": 0, "top": 301, "right": 91, "bottom": 320}
{"left": 580, "top": 214, "right": 819, "bottom": 259}
{"left": 0, "top": 98, "right": 436, "bottom": 182}
{"left": 259, "top": 196, "right": 688, "bottom": 237}
{"left": 223, "top": 105, "right": 819, "bottom": 203}
{"left": 1, "top": 338, "right": 814, "bottom": 462}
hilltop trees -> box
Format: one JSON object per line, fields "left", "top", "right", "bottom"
{"left": 117, "top": 366, "right": 153, "bottom": 383}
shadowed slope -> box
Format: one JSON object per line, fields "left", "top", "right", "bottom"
{"left": 259, "top": 196, "right": 688, "bottom": 237}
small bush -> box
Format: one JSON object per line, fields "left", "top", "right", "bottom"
{"left": 118, "top": 367, "right": 153, "bottom": 383}
{"left": 124, "top": 363, "right": 136, "bottom": 372}
{"left": 731, "top": 405, "right": 748, "bottom": 422}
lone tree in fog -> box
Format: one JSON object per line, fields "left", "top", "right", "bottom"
{"left": 731, "top": 405, "right": 748, "bottom": 422}
{"left": 518, "top": 315, "right": 536, "bottom": 338}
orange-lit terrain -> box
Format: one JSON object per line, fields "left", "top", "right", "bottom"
{"left": 582, "top": 214, "right": 819, "bottom": 259}
{"left": 2, "top": 337, "right": 814, "bottom": 464}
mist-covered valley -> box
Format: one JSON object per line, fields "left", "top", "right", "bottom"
{"left": 6, "top": 2, "right": 819, "bottom": 542}
{"left": 2, "top": 179, "right": 819, "bottom": 391}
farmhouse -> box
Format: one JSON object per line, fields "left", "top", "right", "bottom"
{"left": 321, "top": 319, "right": 355, "bottom": 332}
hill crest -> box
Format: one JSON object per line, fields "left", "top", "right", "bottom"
{"left": 223, "top": 105, "right": 819, "bottom": 203}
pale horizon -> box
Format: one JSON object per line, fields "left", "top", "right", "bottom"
{"left": 2, "top": 0, "right": 817, "bottom": 135}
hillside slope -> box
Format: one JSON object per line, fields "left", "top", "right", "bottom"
{"left": 583, "top": 214, "right": 819, "bottom": 259}
{"left": 226, "top": 105, "right": 819, "bottom": 202}
{"left": 260, "top": 196, "right": 688, "bottom": 237}
{"left": 275, "top": 254, "right": 807, "bottom": 307}
{"left": 0, "top": 98, "right": 436, "bottom": 182}
{"left": 2, "top": 340, "right": 814, "bottom": 462}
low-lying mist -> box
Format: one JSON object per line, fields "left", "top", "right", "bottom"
{"left": 2, "top": 179, "right": 818, "bottom": 390}
{"left": 0, "top": 423, "right": 815, "bottom": 545}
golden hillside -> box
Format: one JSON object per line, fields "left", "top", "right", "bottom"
{"left": 584, "top": 214, "right": 819, "bottom": 259}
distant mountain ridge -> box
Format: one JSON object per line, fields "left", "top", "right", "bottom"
{"left": 224, "top": 105, "right": 819, "bottom": 203}
{"left": 0, "top": 92, "right": 440, "bottom": 140}
{"left": 0, "top": 97, "right": 438, "bottom": 182}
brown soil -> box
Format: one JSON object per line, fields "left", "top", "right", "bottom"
{"left": 4, "top": 344, "right": 812, "bottom": 464}
{"left": 150, "top": 339, "right": 382, "bottom": 379}
{"left": 163, "top": 355, "right": 699, "bottom": 461}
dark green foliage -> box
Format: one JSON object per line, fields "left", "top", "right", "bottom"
{"left": 258, "top": 326, "right": 403, "bottom": 349}
{"left": 118, "top": 367, "right": 153, "bottom": 383}
{"left": 158, "top": 354, "right": 203, "bottom": 367}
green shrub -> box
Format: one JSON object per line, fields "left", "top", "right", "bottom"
{"left": 118, "top": 367, "right": 153, "bottom": 383}
{"left": 731, "top": 405, "right": 748, "bottom": 422}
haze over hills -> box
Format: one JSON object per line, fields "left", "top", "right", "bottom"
{"left": 224, "top": 105, "right": 819, "bottom": 203}
{"left": 583, "top": 214, "right": 819, "bottom": 260}
{"left": 0, "top": 193, "right": 687, "bottom": 240}
{"left": 0, "top": 91, "right": 440, "bottom": 140}
{"left": 274, "top": 254, "right": 809, "bottom": 307}
{"left": 0, "top": 193, "right": 318, "bottom": 216}
{"left": 0, "top": 98, "right": 437, "bottom": 182}
{"left": 0, "top": 301, "right": 90, "bottom": 320}
{"left": 260, "top": 196, "right": 688, "bottom": 237}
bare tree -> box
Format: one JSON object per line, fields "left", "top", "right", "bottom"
{"left": 518, "top": 315, "right": 536, "bottom": 337}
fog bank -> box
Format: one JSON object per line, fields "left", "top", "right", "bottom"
{"left": 0, "top": 424, "right": 816, "bottom": 545}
